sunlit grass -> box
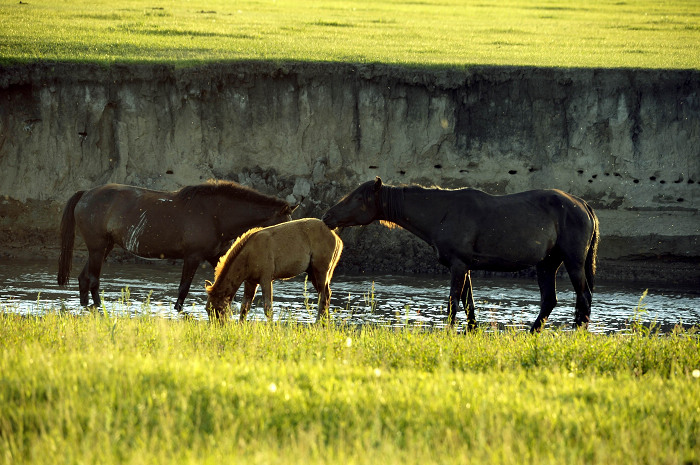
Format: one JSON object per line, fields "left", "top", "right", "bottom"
{"left": 1, "top": 310, "right": 699, "bottom": 464}
{"left": 0, "top": 0, "right": 698, "bottom": 68}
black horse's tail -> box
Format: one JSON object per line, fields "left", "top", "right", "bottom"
{"left": 57, "top": 191, "right": 85, "bottom": 286}
{"left": 585, "top": 203, "right": 599, "bottom": 293}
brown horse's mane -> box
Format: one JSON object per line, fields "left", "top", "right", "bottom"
{"left": 210, "top": 227, "right": 263, "bottom": 290}
{"left": 176, "top": 180, "right": 287, "bottom": 207}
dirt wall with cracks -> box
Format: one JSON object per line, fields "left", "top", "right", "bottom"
{"left": 0, "top": 62, "right": 698, "bottom": 283}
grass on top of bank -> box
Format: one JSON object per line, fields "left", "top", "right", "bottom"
{"left": 1, "top": 0, "right": 698, "bottom": 69}
{"left": 1, "top": 309, "right": 699, "bottom": 464}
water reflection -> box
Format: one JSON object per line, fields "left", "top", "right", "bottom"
{"left": 1, "top": 261, "right": 698, "bottom": 333}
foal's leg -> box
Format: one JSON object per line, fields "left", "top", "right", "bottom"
{"left": 532, "top": 256, "right": 562, "bottom": 332}
{"left": 309, "top": 264, "right": 332, "bottom": 321}
{"left": 239, "top": 281, "right": 258, "bottom": 322}
{"left": 447, "top": 263, "right": 468, "bottom": 326}
{"left": 175, "top": 256, "right": 201, "bottom": 312}
{"left": 461, "top": 271, "right": 477, "bottom": 330}
{"left": 260, "top": 279, "right": 274, "bottom": 320}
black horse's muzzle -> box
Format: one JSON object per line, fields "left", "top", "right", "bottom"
{"left": 321, "top": 212, "right": 336, "bottom": 228}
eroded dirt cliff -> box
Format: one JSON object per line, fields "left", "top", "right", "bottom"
{"left": 1, "top": 62, "right": 698, "bottom": 282}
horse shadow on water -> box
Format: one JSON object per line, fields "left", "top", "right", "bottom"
{"left": 58, "top": 180, "right": 296, "bottom": 313}
{"left": 205, "top": 218, "right": 343, "bottom": 323}
{"left": 322, "top": 177, "right": 599, "bottom": 332}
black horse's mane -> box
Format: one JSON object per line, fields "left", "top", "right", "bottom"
{"left": 372, "top": 181, "right": 455, "bottom": 229}
{"left": 176, "top": 180, "right": 287, "bottom": 207}
{"left": 378, "top": 184, "right": 406, "bottom": 224}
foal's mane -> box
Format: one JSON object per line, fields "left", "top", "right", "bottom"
{"left": 176, "top": 180, "right": 287, "bottom": 207}
{"left": 211, "top": 227, "right": 263, "bottom": 287}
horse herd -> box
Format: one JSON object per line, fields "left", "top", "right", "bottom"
{"left": 58, "top": 178, "right": 599, "bottom": 332}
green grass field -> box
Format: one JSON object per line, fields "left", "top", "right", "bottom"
{"left": 1, "top": 310, "right": 699, "bottom": 464}
{"left": 2, "top": 1, "right": 699, "bottom": 462}
{"left": 1, "top": 0, "right": 698, "bottom": 68}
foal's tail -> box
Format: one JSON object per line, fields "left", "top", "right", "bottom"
{"left": 57, "top": 191, "right": 85, "bottom": 286}
{"left": 584, "top": 203, "right": 599, "bottom": 293}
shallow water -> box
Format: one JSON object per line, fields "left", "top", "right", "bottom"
{"left": 1, "top": 260, "right": 698, "bottom": 333}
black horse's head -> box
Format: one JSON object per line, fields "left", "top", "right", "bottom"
{"left": 322, "top": 177, "right": 383, "bottom": 228}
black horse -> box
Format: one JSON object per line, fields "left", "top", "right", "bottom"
{"left": 58, "top": 180, "right": 296, "bottom": 312}
{"left": 322, "top": 177, "right": 599, "bottom": 331}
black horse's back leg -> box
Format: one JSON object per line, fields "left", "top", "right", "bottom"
{"left": 461, "top": 271, "right": 477, "bottom": 330}
{"left": 564, "top": 258, "right": 592, "bottom": 329}
{"left": 532, "top": 256, "right": 562, "bottom": 332}
{"left": 175, "top": 257, "right": 201, "bottom": 312}
{"left": 447, "top": 264, "right": 467, "bottom": 326}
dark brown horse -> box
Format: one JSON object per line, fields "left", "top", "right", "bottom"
{"left": 58, "top": 180, "right": 295, "bottom": 311}
{"left": 322, "top": 177, "right": 599, "bottom": 332}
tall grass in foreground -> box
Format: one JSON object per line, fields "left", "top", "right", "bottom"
{"left": 1, "top": 311, "right": 698, "bottom": 464}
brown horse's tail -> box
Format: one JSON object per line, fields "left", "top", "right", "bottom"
{"left": 57, "top": 191, "right": 85, "bottom": 286}
{"left": 585, "top": 203, "right": 599, "bottom": 293}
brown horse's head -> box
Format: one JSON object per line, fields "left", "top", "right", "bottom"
{"left": 261, "top": 204, "right": 297, "bottom": 228}
{"left": 322, "top": 177, "right": 383, "bottom": 228}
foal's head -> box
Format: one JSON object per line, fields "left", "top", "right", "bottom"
{"left": 205, "top": 285, "right": 232, "bottom": 322}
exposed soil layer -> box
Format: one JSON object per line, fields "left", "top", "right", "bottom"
{"left": 0, "top": 62, "right": 698, "bottom": 285}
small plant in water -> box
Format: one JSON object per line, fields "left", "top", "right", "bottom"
{"left": 403, "top": 304, "right": 411, "bottom": 327}
{"left": 302, "top": 275, "right": 318, "bottom": 321}
{"left": 141, "top": 290, "right": 153, "bottom": 314}
{"left": 628, "top": 289, "right": 659, "bottom": 335}
{"left": 119, "top": 286, "right": 132, "bottom": 311}
{"left": 364, "top": 281, "right": 377, "bottom": 313}
{"left": 34, "top": 292, "right": 44, "bottom": 314}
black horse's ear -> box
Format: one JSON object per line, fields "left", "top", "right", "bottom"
{"left": 374, "top": 177, "right": 382, "bottom": 191}
{"left": 286, "top": 204, "right": 300, "bottom": 214}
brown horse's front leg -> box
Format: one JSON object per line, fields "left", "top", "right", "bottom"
{"left": 239, "top": 281, "right": 258, "bottom": 322}
{"left": 175, "top": 257, "right": 200, "bottom": 313}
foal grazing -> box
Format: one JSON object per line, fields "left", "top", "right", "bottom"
{"left": 205, "top": 218, "right": 343, "bottom": 322}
